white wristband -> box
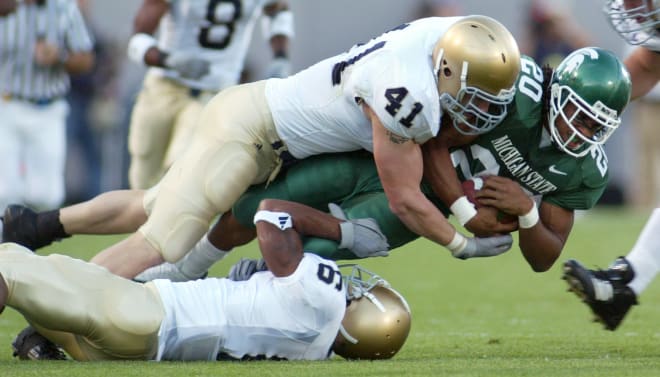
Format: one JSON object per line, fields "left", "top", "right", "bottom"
{"left": 445, "top": 232, "right": 467, "bottom": 254}
{"left": 263, "top": 9, "right": 295, "bottom": 39}
{"left": 127, "top": 33, "right": 157, "bottom": 65}
{"left": 450, "top": 196, "right": 478, "bottom": 226}
{"left": 253, "top": 210, "right": 293, "bottom": 230}
{"left": 518, "top": 202, "right": 539, "bottom": 229}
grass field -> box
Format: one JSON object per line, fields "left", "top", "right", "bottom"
{"left": 1, "top": 206, "right": 659, "bottom": 376}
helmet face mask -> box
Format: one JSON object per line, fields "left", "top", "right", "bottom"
{"left": 604, "top": 0, "right": 660, "bottom": 45}
{"left": 433, "top": 15, "right": 521, "bottom": 135}
{"left": 333, "top": 265, "right": 411, "bottom": 360}
{"left": 548, "top": 47, "right": 631, "bottom": 158}
{"left": 438, "top": 67, "right": 517, "bottom": 136}
{"left": 549, "top": 85, "right": 620, "bottom": 157}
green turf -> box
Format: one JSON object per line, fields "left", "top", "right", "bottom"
{"left": 1, "top": 207, "right": 658, "bottom": 376}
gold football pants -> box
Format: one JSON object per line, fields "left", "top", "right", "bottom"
{"left": 0, "top": 243, "right": 164, "bottom": 360}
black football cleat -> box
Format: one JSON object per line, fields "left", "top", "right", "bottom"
{"left": 12, "top": 326, "right": 67, "bottom": 360}
{"left": 563, "top": 257, "right": 638, "bottom": 331}
{"left": 2, "top": 205, "right": 50, "bottom": 251}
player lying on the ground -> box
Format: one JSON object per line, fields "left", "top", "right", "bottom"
{"left": 561, "top": 0, "right": 660, "bottom": 331}
{"left": 0, "top": 199, "right": 411, "bottom": 361}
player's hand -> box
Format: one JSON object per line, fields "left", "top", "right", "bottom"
{"left": 465, "top": 206, "right": 518, "bottom": 237}
{"left": 164, "top": 52, "right": 210, "bottom": 79}
{"left": 475, "top": 176, "right": 534, "bottom": 217}
{"left": 328, "top": 203, "right": 390, "bottom": 258}
{"left": 227, "top": 258, "right": 267, "bottom": 281}
{"left": 265, "top": 56, "right": 291, "bottom": 78}
{"left": 451, "top": 234, "right": 513, "bottom": 260}
{"left": 34, "top": 40, "right": 61, "bottom": 67}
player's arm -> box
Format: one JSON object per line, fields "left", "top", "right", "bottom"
{"left": 129, "top": 0, "right": 169, "bottom": 67}
{"left": 625, "top": 47, "right": 660, "bottom": 100}
{"left": 366, "top": 104, "right": 461, "bottom": 249}
{"left": 127, "top": 0, "right": 209, "bottom": 79}
{"left": 476, "top": 176, "right": 571, "bottom": 272}
{"left": 253, "top": 199, "right": 345, "bottom": 277}
{"left": 262, "top": 1, "right": 294, "bottom": 78}
{"left": 422, "top": 132, "right": 518, "bottom": 236}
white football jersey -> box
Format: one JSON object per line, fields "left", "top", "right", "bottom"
{"left": 152, "top": 253, "right": 346, "bottom": 361}
{"left": 265, "top": 17, "right": 461, "bottom": 159}
{"left": 154, "top": 0, "right": 279, "bottom": 91}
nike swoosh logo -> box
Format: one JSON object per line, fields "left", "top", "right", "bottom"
{"left": 549, "top": 165, "right": 567, "bottom": 176}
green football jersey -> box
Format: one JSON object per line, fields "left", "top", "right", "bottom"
{"left": 451, "top": 55, "right": 609, "bottom": 210}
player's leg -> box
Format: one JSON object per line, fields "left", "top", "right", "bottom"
{"left": 102, "top": 82, "right": 281, "bottom": 277}
{"left": 161, "top": 95, "right": 206, "bottom": 170}
{"left": 626, "top": 208, "right": 660, "bottom": 294}
{"left": 303, "top": 192, "right": 420, "bottom": 260}
{"left": 232, "top": 151, "right": 380, "bottom": 227}
{"left": 562, "top": 208, "right": 660, "bottom": 330}
{"left": 128, "top": 73, "right": 189, "bottom": 189}
{"left": 2, "top": 189, "right": 147, "bottom": 251}
{"left": 0, "top": 243, "right": 164, "bottom": 360}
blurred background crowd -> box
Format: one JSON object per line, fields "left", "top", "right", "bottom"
{"left": 35, "top": 0, "right": 658, "bottom": 208}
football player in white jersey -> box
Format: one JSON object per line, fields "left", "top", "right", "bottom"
{"left": 562, "top": 0, "right": 660, "bottom": 331}
{"left": 0, "top": 199, "right": 411, "bottom": 361}
{"left": 87, "top": 15, "right": 522, "bottom": 282}
{"left": 126, "top": 0, "right": 293, "bottom": 189}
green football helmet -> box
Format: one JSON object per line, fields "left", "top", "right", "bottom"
{"left": 548, "top": 47, "right": 632, "bottom": 158}
{"left": 604, "top": 0, "right": 660, "bottom": 46}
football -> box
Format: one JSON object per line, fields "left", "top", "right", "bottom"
{"left": 461, "top": 176, "right": 517, "bottom": 224}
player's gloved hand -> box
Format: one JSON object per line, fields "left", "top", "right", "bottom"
{"left": 451, "top": 234, "right": 513, "bottom": 260}
{"left": 227, "top": 258, "right": 268, "bottom": 281}
{"left": 265, "top": 56, "right": 291, "bottom": 78}
{"left": 164, "top": 51, "right": 210, "bottom": 79}
{"left": 328, "top": 203, "right": 390, "bottom": 258}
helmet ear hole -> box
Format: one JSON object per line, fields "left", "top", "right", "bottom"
{"left": 442, "top": 65, "right": 452, "bottom": 78}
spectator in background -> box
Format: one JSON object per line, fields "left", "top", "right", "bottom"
{"left": 521, "top": 0, "right": 591, "bottom": 68}
{"left": 0, "top": 0, "right": 95, "bottom": 211}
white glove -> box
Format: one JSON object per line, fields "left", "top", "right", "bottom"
{"left": 164, "top": 52, "right": 210, "bottom": 80}
{"left": 265, "top": 56, "right": 291, "bottom": 78}
{"left": 328, "top": 203, "right": 390, "bottom": 258}
{"left": 227, "top": 258, "right": 267, "bottom": 281}
{"left": 451, "top": 234, "right": 513, "bottom": 260}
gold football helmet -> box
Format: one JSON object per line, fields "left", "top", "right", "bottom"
{"left": 605, "top": 0, "right": 660, "bottom": 45}
{"left": 333, "top": 265, "right": 411, "bottom": 360}
{"left": 432, "top": 15, "right": 521, "bottom": 135}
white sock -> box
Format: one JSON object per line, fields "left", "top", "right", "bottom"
{"left": 176, "top": 235, "right": 230, "bottom": 278}
{"left": 626, "top": 208, "right": 660, "bottom": 295}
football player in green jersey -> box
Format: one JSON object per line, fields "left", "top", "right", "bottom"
{"left": 222, "top": 46, "right": 632, "bottom": 276}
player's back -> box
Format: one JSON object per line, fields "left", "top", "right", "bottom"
{"left": 152, "top": 253, "right": 346, "bottom": 361}
{"left": 265, "top": 17, "right": 460, "bottom": 159}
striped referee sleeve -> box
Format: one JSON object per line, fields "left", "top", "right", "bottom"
{"left": 0, "top": 0, "right": 94, "bottom": 100}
